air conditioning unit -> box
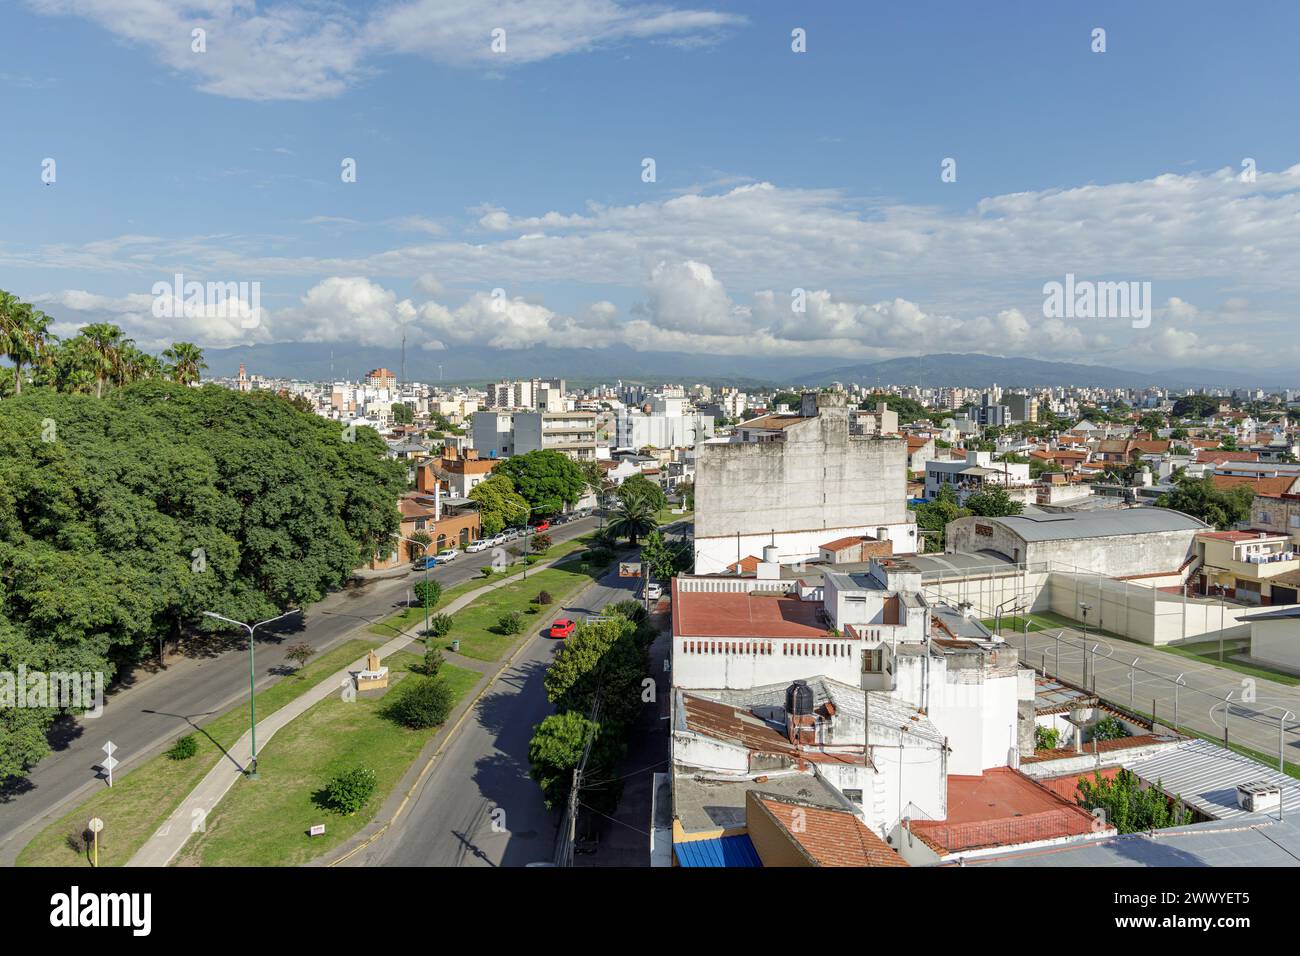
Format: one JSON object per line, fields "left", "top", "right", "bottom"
{"left": 1236, "top": 780, "right": 1282, "bottom": 813}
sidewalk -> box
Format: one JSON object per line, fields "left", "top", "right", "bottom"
{"left": 125, "top": 550, "right": 591, "bottom": 868}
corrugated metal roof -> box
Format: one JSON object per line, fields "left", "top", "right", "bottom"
{"left": 1121, "top": 738, "right": 1300, "bottom": 820}
{"left": 1241, "top": 606, "right": 1300, "bottom": 621}
{"left": 973, "top": 817, "right": 1300, "bottom": 867}
{"left": 982, "top": 508, "right": 1208, "bottom": 542}
{"left": 674, "top": 834, "right": 762, "bottom": 867}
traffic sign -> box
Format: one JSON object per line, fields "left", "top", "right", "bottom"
{"left": 102, "top": 741, "right": 118, "bottom": 787}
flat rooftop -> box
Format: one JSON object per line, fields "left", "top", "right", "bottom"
{"left": 672, "top": 768, "right": 843, "bottom": 834}
{"left": 908, "top": 767, "right": 1100, "bottom": 854}
{"left": 673, "top": 590, "right": 827, "bottom": 639}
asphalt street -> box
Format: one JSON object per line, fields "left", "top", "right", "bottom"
{"left": 347, "top": 565, "right": 639, "bottom": 867}
{"left": 0, "top": 515, "right": 599, "bottom": 864}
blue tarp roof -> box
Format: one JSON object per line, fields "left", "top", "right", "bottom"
{"left": 674, "top": 835, "right": 762, "bottom": 867}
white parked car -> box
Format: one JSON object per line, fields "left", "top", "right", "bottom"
{"left": 465, "top": 540, "right": 489, "bottom": 553}
{"left": 646, "top": 582, "right": 663, "bottom": 601}
{"left": 435, "top": 548, "right": 460, "bottom": 562}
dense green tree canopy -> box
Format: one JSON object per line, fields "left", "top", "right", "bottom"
{"left": 468, "top": 473, "right": 531, "bottom": 536}
{"left": 494, "top": 450, "right": 585, "bottom": 517}
{"left": 1156, "top": 474, "right": 1254, "bottom": 529}
{"left": 0, "top": 381, "right": 405, "bottom": 780}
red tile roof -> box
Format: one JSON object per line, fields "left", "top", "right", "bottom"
{"left": 819, "top": 535, "right": 871, "bottom": 552}
{"left": 753, "top": 794, "right": 907, "bottom": 867}
{"left": 674, "top": 590, "right": 828, "bottom": 639}
{"left": 1211, "top": 474, "right": 1300, "bottom": 496}
{"left": 1198, "top": 450, "right": 1261, "bottom": 464}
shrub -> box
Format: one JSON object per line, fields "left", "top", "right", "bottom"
{"left": 323, "top": 767, "right": 377, "bottom": 815}
{"left": 388, "top": 678, "right": 454, "bottom": 729}
{"left": 498, "top": 611, "right": 525, "bottom": 635}
{"left": 65, "top": 830, "right": 88, "bottom": 855}
{"left": 584, "top": 547, "right": 613, "bottom": 565}
{"left": 535, "top": 590, "right": 554, "bottom": 606}
{"left": 1035, "top": 726, "right": 1062, "bottom": 751}
{"left": 425, "top": 613, "right": 453, "bottom": 638}
{"left": 1090, "top": 716, "right": 1129, "bottom": 742}
{"left": 166, "top": 734, "right": 199, "bottom": 761}
{"left": 413, "top": 579, "right": 443, "bottom": 608}
{"left": 423, "top": 648, "right": 444, "bottom": 677}
{"left": 530, "top": 533, "right": 552, "bottom": 553}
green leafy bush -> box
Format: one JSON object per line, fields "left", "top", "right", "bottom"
{"left": 1090, "top": 715, "right": 1129, "bottom": 742}
{"left": 425, "top": 613, "right": 453, "bottom": 638}
{"left": 1035, "top": 726, "right": 1061, "bottom": 751}
{"left": 497, "top": 611, "right": 525, "bottom": 635}
{"left": 166, "top": 734, "right": 199, "bottom": 761}
{"left": 387, "top": 678, "right": 454, "bottom": 729}
{"left": 323, "top": 767, "right": 377, "bottom": 815}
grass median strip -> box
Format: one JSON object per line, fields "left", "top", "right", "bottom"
{"left": 17, "top": 636, "right": 384, "bottom": 868}
{"left": 172, "top": 652, "right": 478, "bottom": 867}
{"left": 367, "top": 533, "right": 597, "bottom": 639}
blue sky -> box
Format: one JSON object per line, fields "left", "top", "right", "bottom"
{"left": 3, "top": 0, "right": 1299, "bottom": 372}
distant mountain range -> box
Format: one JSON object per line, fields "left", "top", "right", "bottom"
{"left": 202, "top": 342, "right": 1284, "bottom": 391}
{"left": 803, "top": 354, "right": 1272, "bottom": 391}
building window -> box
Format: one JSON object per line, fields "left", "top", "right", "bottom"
{"left": 843, "top": 789, "right": 863, "bottom": 806}
{"left": 862, "top": 648, "right": 884, "bottom": 673}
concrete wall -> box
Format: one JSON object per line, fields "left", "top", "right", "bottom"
{"left": 1045, "top": 571, "right": 1295, "bottom": 645}
{"left": 892, "top": 653, "right": 1027, "bottom": 775}
{"left": 694, "top": 396, "right": 909, "bottom": 546}
{"left": 672, "top": 634, "right": 861, "bottom": 690}
{"left": 1249, "top": 618, "right": 1300, "bottom": 672}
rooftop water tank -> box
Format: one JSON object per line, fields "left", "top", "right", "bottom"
{"left": 785, "top": 680, "right": 814, "bottom": 716}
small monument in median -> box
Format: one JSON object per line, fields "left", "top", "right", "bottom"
{"left": 355, "top": 649, "right": 389, "bottom": 692}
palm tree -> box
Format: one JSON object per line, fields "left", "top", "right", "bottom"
{"left": 162, "top": 342, "right": 207, "bottom": 385}
{"left": 605, "top": 487, "right": 659, "bottom": 547}
{"left": 79, "top": 323, "right": 131, "bottom": 398}
{"left": 0, "top": 293, "right": 54, "bottom": 396}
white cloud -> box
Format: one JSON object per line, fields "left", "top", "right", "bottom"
{"left": 26, "top": 0, "right": 744, "bottom": 101}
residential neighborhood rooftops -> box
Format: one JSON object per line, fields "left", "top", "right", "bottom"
{"left": 672, "top": 768, "right": 845, "bottom": 834}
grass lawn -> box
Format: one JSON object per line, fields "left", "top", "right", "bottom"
{"left": 1156, "top": 638, "right": 1300, "bottom": 687}
{"left": 367, "top": 533, "right": 598, "bottom": 639}
{"left": 17, "top": 637, "right": 384, "bottom": 868}
{"left": 173, "top": 653, "right": 479, "bottom": 867}
{"left": 434, "top": 562, "right": 607, "bottom": 661}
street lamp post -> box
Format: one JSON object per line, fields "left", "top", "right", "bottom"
{"left": 201, "top": 608, "right": 301, "bottom": 777}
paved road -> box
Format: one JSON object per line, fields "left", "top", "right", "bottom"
{"left": 0, "top": 516, "right": 599, "bottom": 864}
{"left": 1014, "top": 623, "right": 1300, "bottom": 768}
{"left": 347, "top": 566, "right": 638, "bottom": 867}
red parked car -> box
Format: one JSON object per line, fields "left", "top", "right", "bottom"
{"left": 532, "top": 519, "right": 551, "bottom": 532}
{"left": 548, "top": 618, "right": 575, "bottom": 639}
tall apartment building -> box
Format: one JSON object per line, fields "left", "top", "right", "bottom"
{"left": 365, "top": 367, "right": 397, "bottom": 390}
{"left": 471, "top": 409, "right": 597, "bottom": 461}
{"left": 484, "top": 378, "right": 566, "bottom": 410}
{"left": 1005, "top": 393, "right": 1039, "bottom": 424}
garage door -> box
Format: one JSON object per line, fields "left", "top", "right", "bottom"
{"left": 1272, "top": 585, "right": 1298, "bottom": 605}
